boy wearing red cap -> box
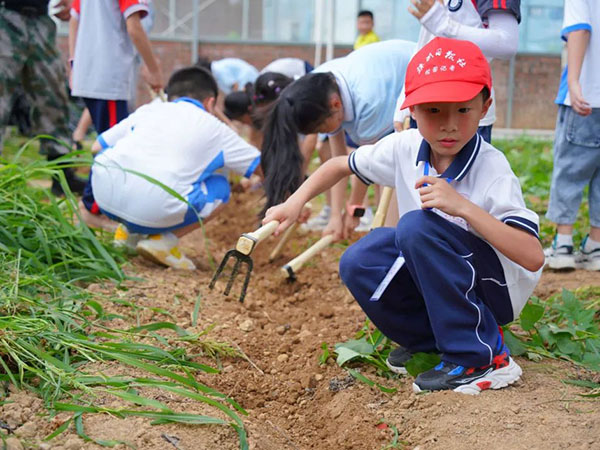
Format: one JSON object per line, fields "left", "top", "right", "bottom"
{"left": 263, "top": 37, "right": 544, "bottom": 394}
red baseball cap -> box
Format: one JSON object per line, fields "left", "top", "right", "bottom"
{"left": 401, "top": 37, "right": 492, "bottom": 109}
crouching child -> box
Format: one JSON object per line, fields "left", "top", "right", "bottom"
{"left": 262, "top": 37, "right": 544, "bottom": 394}
{"left": 90, "top": 67, "right": 261, "bottom": 269}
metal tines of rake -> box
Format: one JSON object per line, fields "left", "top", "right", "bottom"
{"left": 209, "top": 220, "right": 279, "bottom": 302}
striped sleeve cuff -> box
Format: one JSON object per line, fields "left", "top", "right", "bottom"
{"left": 561, "top": 23, "right": 592, "bottom": 41}
{"left": 244, "top": 155, "right": 261, "bottom": 178}
{"left": 348, "top": 151, "right": 374, "bottom": 186}
{"left": 503, "top": 216, "right": 539, "bottom": 238}
{"left": 97, "top": 134, "right": 110, "bottom": 150}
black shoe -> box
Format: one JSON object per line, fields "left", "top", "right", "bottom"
{"left": 51, "top": 168, "right": 87, "bottom": 196}
{"left": 385, "top": 346, "right": 413, "bottom": 374}
{"left": 413, "top": 345, "right": 522, "bottom": 395}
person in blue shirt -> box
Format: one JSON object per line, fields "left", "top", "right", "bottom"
{"left": 260, "top": 39, "right": 415, "bottom": 238}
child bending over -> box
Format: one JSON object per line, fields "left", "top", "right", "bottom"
{"left": 90, "top": 67, "right": 261, "bottom": 270}
{"left": 263, "top": 38, "right": 544, "bottom": 394}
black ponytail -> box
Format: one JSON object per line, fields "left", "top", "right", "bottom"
{"left": 251, "top": 72, "right": 293, "bottom": 129}
{"left": 260, "top": 72, "right": 339, "bottom": 214}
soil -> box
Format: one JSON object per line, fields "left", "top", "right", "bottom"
{"left": 1, "top": 190, "right": 599, "bottom": 450}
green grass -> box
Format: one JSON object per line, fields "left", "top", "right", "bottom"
{"left": 0, "top": 137, "right": 249, "bottom": 448}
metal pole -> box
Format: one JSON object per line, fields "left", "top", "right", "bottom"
{"left": 506, "top": 55, "right": 516, "bottom": 129}
{"left": 325, "top": 0, "right": 335, "bottom": 61}
{"left": 169, "top": 0, "right": 176, "bottom": 37}
{"left": 242, "top": 0, "right": 249, "bottom": 40}
{"left": 314, "top": 0, "right": 323, "bottom": 67}
{"left": 191, "top": 0, "right": 199, "bottom": 64}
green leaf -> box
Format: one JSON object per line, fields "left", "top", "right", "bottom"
{"left": 519, "top": 303, "right": 545, "bottom": 331}
{"left": 404, "top": 352, "right": 441, "bottom": 377}
{"left": 503, "top": 328, "right": 527, "bottom": 356}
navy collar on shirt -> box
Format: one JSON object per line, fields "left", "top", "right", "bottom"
{"left": 173, "top": 97, "right": 206, "bottom": 111}
{"left": 415, "top": 133, "right": 481, "bottom": 182}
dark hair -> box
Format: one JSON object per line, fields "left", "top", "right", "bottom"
{"left": 481, "top": 86, "right": 490, "bottom": 103}
{"left": 224, "top": 90, "right": 253, "bottom": 121}
{"left": 357, "top": 10, "right": 374, "bottom": 19}
{"left": 251, "top": 72, "right": 294, "bottom": 129}
{"left": 195, "top": 56, "right": 212, "bottom": 72}
{"left": 260, "top": 72, "right": 339, "bottom": 213}
{"left": 166, "top": 66, "right": 218, "bottom": 102}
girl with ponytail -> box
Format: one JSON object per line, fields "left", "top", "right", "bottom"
{"left": 261, "top": 39, "right": 416, "bottom": 239}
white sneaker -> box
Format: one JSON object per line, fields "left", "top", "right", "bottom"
{"left": 136, "top": 232, "right": 196, "bottom": 270}
{"left": 354, "top": 207, "right": 374, "bottom": 232}
{"left": 545, "top": 235, "right": 576, "bottom": 270}
{"left": 113, "top": 224, "right": 144, "bottom": 250}
{"left": 301, "top": 206, "right": 331, "bottom": 231}
{"left": 575, "top": 235, "right": 600, "bottom": 271}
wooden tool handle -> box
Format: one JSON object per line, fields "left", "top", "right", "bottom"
{"left": 236, "top": 220, "right": 279, "bottom": 255}
{"left": 370, "top": 187, "right": 394, "bottom": 230}
{"left": 269, "top": 222, "right": 298, "bottom": 262}
{"left": 281, "top": 234, "right": 334, "bottom": 278}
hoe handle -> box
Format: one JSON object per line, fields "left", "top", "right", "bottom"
{"left": 281, "top": 234, "right": 334, "bottom": 278}
{"left": 236, "top": 220, "right": 279, "bottom": 255}
{"left": 371, "top": 186, "right": 393, "bottom": 230}
{"left": 269, "top": 222, "right": 298, "bottom": 261}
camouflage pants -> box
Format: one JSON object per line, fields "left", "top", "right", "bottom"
{"left": 0, "top": 8, "right": 71, "bottom": 157}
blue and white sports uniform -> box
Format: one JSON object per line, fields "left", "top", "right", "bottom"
{"left": 342, "top": 129, "right": 541, "bottom": 367}
{"left": 91, "top": 97, "right": 261, "bottom": 233}
{"left": 313, "top": 39, "right": 416, "bottom": 146}
{"left": 211, "top": 58, "right": 259, "bottom": 95}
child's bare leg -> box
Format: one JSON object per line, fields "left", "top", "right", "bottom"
{"left": 72, "top": 108, "right": 92, "bottom": 145}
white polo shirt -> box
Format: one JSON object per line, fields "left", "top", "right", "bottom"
{"left": 348, "top": 129, "right": 542, "bottom": 317}
{"left": 71, "top": 0, "right": 149, "bottom": 100}
{"left": 555, "top": 0, "right": 600, "bottom": 107}
{"left": 92, "top": 98, "right": 261, "bottom": 228}
{"left": 260, "top": 58, "right": 309, "bottom": 79}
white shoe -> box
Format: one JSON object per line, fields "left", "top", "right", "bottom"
{"left": 354, "top": 207, "right": 374, "bottom": 232}
{"left": 545, "top": 235, "right": 575, "bottom": 270}
{"left": 575, "top": 235, "right": 600, "bottom": 271}
{"left": 301, "top": 206, "right": 331, "bottom": 231}
{"left": 113, "top": 224, "right": 144, "bottom": 250}
{"left": 136, "top": 232, "right": 196, "bottom": 270}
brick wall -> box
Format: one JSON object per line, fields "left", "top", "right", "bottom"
{"left": 58, "top": 37, "right": 562, "bottom": 130}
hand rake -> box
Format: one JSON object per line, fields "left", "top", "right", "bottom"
{"left": 209, "top": 220, "right": 279, "bottom": 302}
{"left": 268, "top": 222, "right": 298, "bottom": 262}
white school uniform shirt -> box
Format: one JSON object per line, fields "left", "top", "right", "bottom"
{"left": 313, "top": 39, "right": 416, "bottom": 146}
{"left": 92, "top": 98, "right": 261, "bottom": 228}
{"left": 393, "top": 0, "right": 521, "bottom": 127}
{"left": 260, "top": 58, "right": 309, "bottom": 79}
{"left": 211, "top": 58, "right": 259, "bottom": 95}
{"left": 70, "top": 0, "right": 149, "bottom": 100}
{"left": 555, "top": 0, "right": 600, "bottom": 107}
{"left": 349, "top": 129, "right": 542, "bottom": 318}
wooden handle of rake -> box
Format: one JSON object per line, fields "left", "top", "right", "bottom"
{"left": 269, "top": 222, "right": 298, "bottom": 262}
{"left": 370, "top": 186, "right": 394, "bottom": 230}
{"left": 281, "top": 234, "right": 334, "bottom": 279}
{"left": 236, "top": 220, "right": 279, "bottom": 255}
